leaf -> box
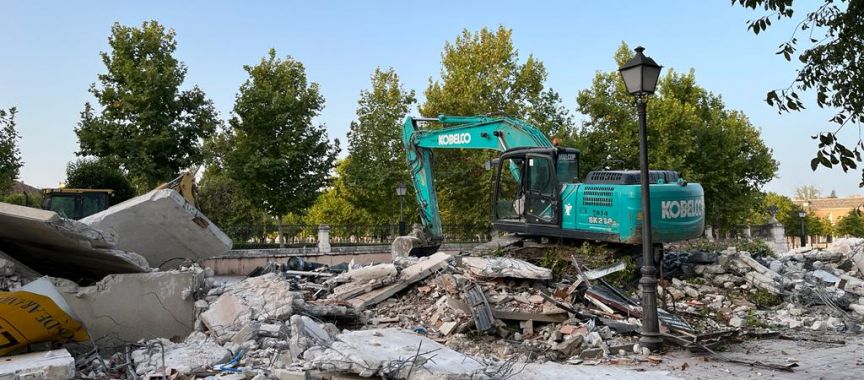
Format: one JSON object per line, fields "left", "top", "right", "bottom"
{"left": 811, "top": 157, "right": 820, "bottom": 171}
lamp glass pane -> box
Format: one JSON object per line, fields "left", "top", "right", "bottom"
{"left": 620, "top": 67, "right": 642, "bottom": 94}
{"left": 641, "top": 65, "right": 661, "bottom": 94}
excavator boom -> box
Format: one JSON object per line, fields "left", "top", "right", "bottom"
{"left": 402, "top": 115, "right": 555, "bottom": 245}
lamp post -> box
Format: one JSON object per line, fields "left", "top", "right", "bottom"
{"left": 799, "top": 210, "right": 807, "bottom": 247}
{"left": 619, "top": 46, "right": 663, "bottom": 351}
{"left": 396, "top": 183, "right": 407, "bottom": 235}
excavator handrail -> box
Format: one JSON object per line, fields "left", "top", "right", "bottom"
{"left": 402, "top": 115, "right": 555, "bottom": 243}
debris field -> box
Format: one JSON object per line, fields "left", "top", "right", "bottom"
{"left": 3, "top": 191, "right": 864, "bottom": 379}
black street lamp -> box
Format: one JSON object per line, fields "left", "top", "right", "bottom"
{"left": 619, "top": 46, "right": 663, "bottom": 351}
{"left": 799, "top": 210, "right": 808, "bottom": 247}
{"left": 396, "top": 183, "right": 407, "bottom": 235}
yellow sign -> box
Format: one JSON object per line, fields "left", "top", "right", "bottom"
{"left": 0, "top": 290, "right": 89, "bottom": 356}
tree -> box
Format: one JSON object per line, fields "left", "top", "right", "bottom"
{"left": 306, "top": 162, "right": 374, "bottom": 227}
{"left": 794, "top": 185, "right": 821, "bottom": 200}
{"left": 197, "top": 170, "right": 261, "bottom": 241}
{"left": 0, "top": 107, "right": 22, "bottom": 193}
{"left": 575, "top": 43, "right": 778, "bottom": 228}
{"left": 65, "top": 158, "right": 136, "bottom": 205}
{"left": 225, "top": 49, "right": 339, "bottom": 221}
{"left": 420, "top": 26, "right": 574, "bottom": 228}
{"left": 76, "top": 21, "right": 219, "bottom": 189}
{"left": 829, "top": 189, "right": 838, "bottom": 198}
{"left": 341, "top": 68, "right": 416, "bottom": 224}
{"left": 732, "top": 1, "right": 864, "bottom": 185}
{"left": 836, "top": 208, "right": 864, "bottom": 237}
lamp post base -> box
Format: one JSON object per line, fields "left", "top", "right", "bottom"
{"left": 639, "top": 332, "right": 663, "bottom": 351}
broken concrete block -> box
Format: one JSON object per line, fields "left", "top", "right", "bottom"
{"left": 578, "top": 347, "right": 605, "bottom": 360}
{"left": 310, "top": 328, "right": 486, "bottom": 378}
{"left": 461, "top": 256, "right": 552, "bottom": 280}
{"left": 439, "top": 320, "right": 459, "bottom": 336}
{"left": 0, "top": 349, "right": 74, "bottom": 380}
{"left": 271, "top": 369, "right": 306, "bottom": 380}
{"left": 56, "top": 271, "right": 202, "bottom": 347}
{"left": 81, "top": 189, "right": 232, "bottom": 267}
{"left": 554, "top": 334, "right": 584, "bottom": 357}
{"left": 0, "top": 202, "right": 149, "bottom": 281}
{"left": 335, "top": 263, "right": 397, "bottom": 283}
{"left": 131, "top": 339, "right": 231, "bottom": 375}
{"left": 347, "top": 252, "right": 452, "bottom": 310}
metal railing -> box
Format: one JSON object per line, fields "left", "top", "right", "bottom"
{"left": 223, "top": 223, "right": 492, "bottom": 249}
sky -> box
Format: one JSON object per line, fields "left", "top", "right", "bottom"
{"left": 1, "top": 0, "right": 857, "bottom": 197}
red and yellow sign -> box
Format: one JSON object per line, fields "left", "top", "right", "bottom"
{"left": 0, "top": 290, "right": 89, "bottom": 356}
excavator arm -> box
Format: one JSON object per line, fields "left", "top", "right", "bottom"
{"left": 401, "top": 115, "right": 554, "bottom": 247}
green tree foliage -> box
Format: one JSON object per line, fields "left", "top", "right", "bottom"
{"left": 225, "top": 49, "right": 339, "bottom": 219}
{"left": 342, "top": 68, "right": 416, "bottom": 224}
{"left": 752, "top": 192, "right": 797, "bottom": 226}
{"left": 420, "top": 26, "right": 574, "bottom": 228}
{"left": 575, "top": 43, "right": 778, "bottom": 228}
{"left": 0, "top": 107, "right": 22, "bottom": 193}
{"left": 65, "top": 158, "right": 136, "bottom": 205}
{"left": 806, "top": 214, "right": 833, "bottom": 237}
{"left": 794, "top": 185, "right": 821, "bottom": 200}
{"left": 306, "top": 187, "right": 373, "bottom": 227}
{"left": 732, "top": 1, "right": 864, "bottom": 185}
{"left": 76, "top": 21, "right": 219, "bottom": 189}
{"left": 0, "top": 192, "right": 41, "bottom": 208}
{"left": 836, "top": 208, "right": 864, "bottom": 237}
{"left": 306, "top": 160, "right": 373, "bottom": 226}
{"left": 197, "top": 170, "right": 261, "bottom": 241}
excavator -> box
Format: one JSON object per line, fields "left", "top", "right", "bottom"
{"left": 400, "top": 115, "right": 705, "bottom": 255}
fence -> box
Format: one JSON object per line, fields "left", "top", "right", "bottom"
{"left": 223, "top": 223, "right": 493, "bottom": 249}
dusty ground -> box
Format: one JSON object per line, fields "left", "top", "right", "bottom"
{"left": 620, "top": 334, "right": 864, "bottom": 379}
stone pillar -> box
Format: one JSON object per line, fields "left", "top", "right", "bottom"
{"left": 318, "top": 224, "right": 331, "bottom": 254}
{"left": 742, "top": 225, "right": 752, "bottom": 239}
{"left": 705, "top": 225, "right": 714, "bottom": 241}
{"left": 769, "top": 222, "right": 788, "bottom": 254}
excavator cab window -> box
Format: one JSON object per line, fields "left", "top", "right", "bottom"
{"left": 494, "top": 157, "right": 525, "bottom": 220}
{"left": 556, "top": 148, "right": 580, "bottom": 184}
{"left": 525, "top": 154, "right": 558, "bottom": 225}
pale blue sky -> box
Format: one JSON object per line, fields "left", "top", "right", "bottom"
{"left": 1, "top": 0, "right": 855, "bottom": 197}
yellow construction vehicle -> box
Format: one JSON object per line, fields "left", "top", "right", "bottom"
{"left": 41, "top": 168, "right": 199, "bottom": 220}
{"left": 40, "top": 188, "right": 114, "bottom": 220}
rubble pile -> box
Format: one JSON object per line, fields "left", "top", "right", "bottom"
{"left": 659, "top": 238, "right": 864, "bottom": 332}
{"left": 10, "top": 224, "right": 864, "bottom": 379}
{"left": 0, "top": 249, "right": 41, "bottom": 290}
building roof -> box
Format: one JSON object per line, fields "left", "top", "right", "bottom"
{"left": 793, "top": 197, "right": 864, "bottom": 209}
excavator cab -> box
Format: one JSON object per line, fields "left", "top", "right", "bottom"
{"left": 492, "top": 147, "right": 579, "bottom": 230}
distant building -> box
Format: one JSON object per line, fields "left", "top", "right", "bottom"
{"left": 793, "top": 196, "right": 864, "bottom": 223}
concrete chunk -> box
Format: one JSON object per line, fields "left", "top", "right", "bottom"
{"left": 56, "top": 271, "right": 202, "bottom": 347}
{"left": 461, "top": 256, "right": 553, "bottom": 280}
{"left": 0, "top": 202, "right": 149, "bottom": 281}
{"left": 81, "top": 189, "right": 232, "bottom": 267}
{"left": 0, "top": 349, "right": 75, "bottom": 380}
{"left": 310, "top": 328, "right": 485, "bottom": 378}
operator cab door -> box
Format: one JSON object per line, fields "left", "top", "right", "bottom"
{"left": 525, "top": 154, "right": 559, "bottom": 226}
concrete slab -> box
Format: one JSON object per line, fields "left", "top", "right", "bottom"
{"left": 54, "top": 271, "right": 202, "bottom": 347}
{"left": 0, "top": 202, "right": 149, "bottom": 281}
{"left": 0, "top": 349, "right": 75, "bottom": 380}
{"left": 461, "top": 256, "right": 553, "bottom": 280}
{"left": 310, "top": 328, "right": 486, "bottom": 379}
{"left": 81, "top": 189, "right": 232, "bottom": 268}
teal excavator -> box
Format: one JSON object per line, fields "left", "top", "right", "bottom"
{"left": 400, "top": 115, "right": 705, "bottom": 255}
